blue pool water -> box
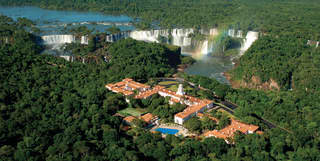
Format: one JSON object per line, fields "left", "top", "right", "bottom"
{"left": 155, "top": 128, "right": 179, "bottom": 135}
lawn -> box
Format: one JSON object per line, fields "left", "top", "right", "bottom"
{"left": 158, "top": 81, "right": 178, "bottom": 86}
{"left": 168, "top": 85, "right": 178, "bottom": 92}
{"left": 118, "top": 107, "right": 146, "bottom": 117}
{"left": 217, "top": 108, "right": 236, "bottom": 119}
{"left": 167, "top": 84, "right": 194, "bottom": 92}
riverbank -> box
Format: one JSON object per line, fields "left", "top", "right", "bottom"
{"left": 223, "top": 72, "right": 240, "bottom": 89}
{"left": 177, "top": 64, "right": 191, "bottom": 73}
{"left": 177, "top": 55, "right": 196, "bottom": 72}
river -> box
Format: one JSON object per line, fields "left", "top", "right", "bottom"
{"left": 0, "top": 6, "right": 234, "bottom": 84}
{"left": 0, "top": 6, "right": 134, "bottom": 34}
{"left": 183, "top": 55, "right": 233, "bottom": 84}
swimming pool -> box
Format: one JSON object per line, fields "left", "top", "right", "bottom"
{"left": 155, "top": 128, "right": 179, "bottom": 135}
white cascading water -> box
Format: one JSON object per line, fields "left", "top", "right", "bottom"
{"left": 5, "top": 37, "right": 9, "bottom": 44}
{"left": 209, "top": 28, "right": 219, "bottom": 36}
{"left": 41, "top": 35, "right": 75, "bottom": 44}
{"left": 129, "top": 30, "right": 162, "bottom": 42}
{"left": 199, "top": 40, "right": 214, "bottom": 55}
{"left": 200, "top": 40, "right": 209, "bottom": 55}
{"left": 240, "top": 31, "right": 259, "bottom": 55}
{"left": 81, "top": 36, "right": 89, "bottom": 45}
{"left": 183, "top": 37, "right": 192, "bottom": 47}
{"left": 106, "top": 32, "right": 130, "bottom": 42}
{"left": 236, "top": 30, "right": 243, "bottom": 38}
{"left": 200, "top": 28, "right": 218, "bottom": 36}
{"left": 59, "top": 55, "right": 74, "bottom": 62}
{"left": 129, "top": 28, "right": 193, "bottom": 46}
{"left": 171, "top": 28, "right": 193, "bottom": 46}
{"left": 107, "top": 28, "right": 258, "bottom": 56}
{"left": 228, "top": 29, "right": 235, "bottom": 37}
{"left": 129, "top": 28, "right": 217, "bottom": 55}
{"left": 40, "top": 28, "right": 257, "bottom": 57}
{"left": 41, "top": 35, "right": 75, "bottom": 49}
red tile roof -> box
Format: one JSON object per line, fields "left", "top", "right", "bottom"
{"left": 135, "top": 85, "right": 165, "bottom": 99}
{"left": 175, "top": 102, "right": 208, "bottom": 119}
{"left": 204, "top": 119, "right": 259, "bottom": 139}
{"left": 140, "top": 113, "right": 156, "bottom": 123}
{"left": 170, "top": 97, "right": 181, "bottom": 103}
{"left": 123, "top": 116, "right": 136, "bottom": 123}
{"left": 106, "top": 78, "right": 150, "bottom": 96}
{"left": 197, "top": 113, "right": 204, "bottom": 118}
{"left": 256, "top": 131, "right": 264, "bottom": 135}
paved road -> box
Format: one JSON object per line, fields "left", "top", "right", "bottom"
{"left": 221, "top": 101, "right": 238, "bottom": 110}
{"left": 250, "top": 114, "right": 276, "bottom": 129}
{"left": 219, "top": 106, "right": 234, "bottom": 114}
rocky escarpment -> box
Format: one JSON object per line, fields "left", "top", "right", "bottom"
{"left": 225, "top": 73, "right": 280, "bottom": 91}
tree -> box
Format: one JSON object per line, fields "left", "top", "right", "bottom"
{"left": 132, "top": 118, "right": 146, "bottom": 128}
{"left": 217, "top": 115, "right": 230, "bottom": 130}
{"left": 184, "top": 117, "right": 201, "bottom": 132}
{"left": 88, "top": 36, "right": 96, "bottom": 52}
{"left": 106, "top": 26, "right": 121, "bottom": 34}
{"left": 201, "top": 116, "right": 217, "bottom": 131}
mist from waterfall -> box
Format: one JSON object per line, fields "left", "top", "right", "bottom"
{"left": 200, "top": 40, "right": 210, "bottom": 55}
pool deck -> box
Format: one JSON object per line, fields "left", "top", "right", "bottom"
{"left": 151, "top": 123, "right": 192, "bottom": 137}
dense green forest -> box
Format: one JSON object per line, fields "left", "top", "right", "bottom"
{"left": 230, "top": 33, "right": 320, "bottom": 91}
{"left": 1, "top": 15, "right": 320, "bottom": 161}
{"left": 1, "top": 0, "right": 320, "bottom": 39}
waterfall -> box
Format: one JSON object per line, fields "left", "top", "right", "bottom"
{"left": 129, "top": 29, "right": 170, "bottom": 43}
{"left": 106, "top": 32, "right": 130, "bottom": 42}
{"left": 199, "top": 28, "right": 218, "bottom": 36}
{"left": 4, "top": 37, "right": 9, "bottom": 44}
{"left": 200, "top": 40, "right": 209, "bottom": 55}
{"left": 228, "top": 29, "right": 244, "bottom": 38}
{"left": 228, "top": 29, "right": 235, "bottom": 37}
{"left": 103, "top": 28, "right": 259, "bottom": 57}
{"left": 183, "top": 37, "right": 192, "bottom": 47}
{"left": 129, "top": 30, "right": 162, "bottom": 42}
{"left": 171, "top": 28, "right": 193, "bottom": 46}
{"left": 240, "top": 31, "right": 259, "bottom": 55}
{"left": 41, "top": 35, "right": 75, "bottom": 45}
{"left": 209, "top": 28, "right": 219, "bottom": 36}
{"left": 129, "top": 28, "right": 193, "bottom": 46}
{"left": 81, "top": 36, "right": 89, "bottom": 45}
{"left": 236, "top": 30, "right": 243, "bottom": 38}
{"left": 307, "top": 40, "right": 320, "bottom": 48}
{"left": 0, "top": 37, "right": 9, "bottom": 44}
{"left": 197, "top": 40, "right": 214, "bottom": 55}
{"left": 59, "top": 55, "right": 74, "bottom": 62}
